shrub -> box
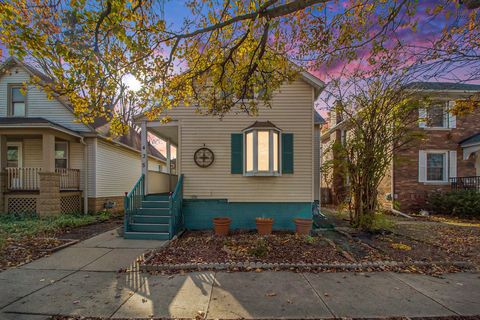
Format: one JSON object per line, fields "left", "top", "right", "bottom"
{"left": 428, "top": 190, "right": 480, "bottom": 217}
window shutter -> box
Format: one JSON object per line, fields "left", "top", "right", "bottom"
{"left": 449, "top": 150, "right": 457, "bottom": 178}
{"left": 231, "top": 133, "right": 243, "bottom": 174}
{"left": 282, "top": 133, "right": 294, "bottom": 174}
{"left": 448, "top": 101, "right": 456, "bottom": 128}
{"left": 418, "top": 150, "right": 426, "bottom": 182}
{"left": 418, "top": 108, "right": 427, "bottom": 128}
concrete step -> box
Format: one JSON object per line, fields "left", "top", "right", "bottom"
{"left": 141, "top": 200, "right": 170, "bottom": 208}
{"left": 124, "top": 231, "right": 170, "bottom": 240}
{"left": 132, "top": 215, "right": 171, "bottom": 224}
{"left": 129, "top": 223, "right": 170, "bottom": 233}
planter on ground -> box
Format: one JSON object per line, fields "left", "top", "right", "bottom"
{"left": 213, "top": 217, "right": 231, "bottom": 236}
{"left": 294, "top": 218, "right": 312, "bottom": 235}
{"left": 256, "top": 217, "right": 274, "bottom": 235}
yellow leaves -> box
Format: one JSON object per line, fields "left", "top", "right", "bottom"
{"left": 391, "top": 243, "right": 412, "bottom": 251}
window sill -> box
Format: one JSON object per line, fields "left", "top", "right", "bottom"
{"left": 422, "top": 127, "right": 452, "bottom": 131}
{"left": 244, "top": 172, "right": 281, "bottom": 177}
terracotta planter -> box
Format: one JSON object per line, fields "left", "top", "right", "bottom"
{"left": 294, "top": 218, "right": 312, "bottom": 235}
{"left": 213, "top": 217, "right": 231, "bottom": 236}
{"left": 256, "top": 218, "right": 274, "bottom": 235}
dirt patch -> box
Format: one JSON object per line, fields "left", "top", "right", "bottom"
{"left": 146, "top": 230, "right": 350, "bottom": 266}
{"left": 0, "top": 218, "right": 122, "bottom": 270}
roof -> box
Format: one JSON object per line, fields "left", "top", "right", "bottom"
{"left": 460, "top": 133, "right": 480, "bottom": 147}
{"left": 300, "top": 71, "right": 325, "bottom": 99}
{"left": 96, "top": 122, "right": 167, "bottom": 161}
{"left": 408, "top": 82, "right": 480, "bottom": 92}
{"left": 0, "top": 117, "right": 83, "bottom": 137}
{"left": 243, "top": 121, "right": 279, "bottom": 131}
{"left": 314, "top": 110, "right": 326, "bottom": 125}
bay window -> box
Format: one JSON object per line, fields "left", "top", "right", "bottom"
{"left": 244, "top": 121, "right": 281, "bottom": 176}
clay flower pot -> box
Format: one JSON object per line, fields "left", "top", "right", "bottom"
{"left": 294, "top": 218, "right": 312, "bottom": 235}
{"left": 213, "top": 217, "right": 231, "bottom": 236}
{"left": 256, "top": 217, "right": 274, "bottom": 235}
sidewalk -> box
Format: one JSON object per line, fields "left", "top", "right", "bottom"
{"left": 0, "top": 228, "right": 479, "bottom": 320}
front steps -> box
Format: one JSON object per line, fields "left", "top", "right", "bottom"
{"left": 124, "top": 194, "right": 172, "bottom": 240}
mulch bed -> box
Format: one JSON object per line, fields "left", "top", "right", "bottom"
{"left": 0, "top": 218, "right": 122, "bottom": 270}
{"left": 146, "top": 230, "right": 350, "bottom": 266}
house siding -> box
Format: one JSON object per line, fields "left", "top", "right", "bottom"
{"left": 0, "top": 66, "right": 91, "bottom": 132}
{"left": 164, "top": 78, "right": 314, "bottom": 203}
{"left": 394, "top": 96, "right": 480, "bottom": 213}
{"left": 95, "top": 139, "right": 165, "bottom": 198}
{"left": 314, "top": 125, "right": 321, "bottom": 202}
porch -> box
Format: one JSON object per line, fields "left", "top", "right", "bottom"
{"left": 0, "top": 124, "right": 85, "bottom": 215}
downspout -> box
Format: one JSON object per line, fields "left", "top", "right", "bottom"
{"left": 80, "top": 137, "right": 88, "bottom": 215}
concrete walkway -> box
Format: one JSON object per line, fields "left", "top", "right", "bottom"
{"left": 0, "top": 229, "right": 479, "bottom": 320}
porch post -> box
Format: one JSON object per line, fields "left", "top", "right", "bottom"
{"left": 166, "top": 139, "right": 171, "bottom": 174}
{"left": 0, "top": 135, "right": 6, "bottom": 212}
{"left": 38, "top": 133, "right": 61, "bottom": 216}
{"left": 141, "top": 120, "right": 148, "bottom": 194}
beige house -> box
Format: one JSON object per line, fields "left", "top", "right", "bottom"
{"left": 0, "top": 57, "right": 168, "bottom": 215}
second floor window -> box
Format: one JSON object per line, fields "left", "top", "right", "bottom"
{"left": 10, "top": 87, "right": 26, "bottom": 117}
{"left": 419, "top": 102, "right": 456, "bottom": 129}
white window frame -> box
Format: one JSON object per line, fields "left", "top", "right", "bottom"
{"left": 9, "top": 85, "right": 27, "bottom": 117}
{"left": 419, "top": 101, "right": 456, "bottom": 130}
{"left": 243, "top": 128, "right": 282, "bottom": 176}
{"left": 54, "top": 141, "right": 69, "bottom": 169}
{"left": 424, "top": 150, "right": 448, "bottom": 183}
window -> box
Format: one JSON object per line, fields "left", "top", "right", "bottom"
{"left": 426, "top": 153, "right": 446, "bottom": 181}
{"left": 7, "top": 146, "right": 19, "bottom": 167}
{"left": 243, "top": 122, "right": 281, "bottom": 176}
{"left": 427, "top": 104, "right": 446, "bottom": 128}
{"left": 55, "top": 141, "right": 68, "bottom": 169}
{"left": 10, "top": 86, "right": 26, "bottom": 117}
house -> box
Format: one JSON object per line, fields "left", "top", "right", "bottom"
{"left": 320, "top": 82, "right": 480, "bottom": 213}
{"left": 0, "top": 57, "right": 169, "bottom": 216}
{"left": 125, "top": 72, "right": 325, "bottom": 239}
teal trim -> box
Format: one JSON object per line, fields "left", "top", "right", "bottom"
{"left": 282, "top": 133, "right": 294, "bottom": 173}
{"left": 183, "top": 199, "right": 311, "bottom": 230}
{"left": 231, "top": 133, "right": 243, "bottom": 174}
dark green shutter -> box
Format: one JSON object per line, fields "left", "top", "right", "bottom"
{"left": 282, "top": 133, "right": 294, "bottom": 174}
{"left": 231, "top": 133, "right": 243, "bottom": 174}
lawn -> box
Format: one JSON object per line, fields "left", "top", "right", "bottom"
{"left": 0, "top": 211, "right": 122, "bottom": 269}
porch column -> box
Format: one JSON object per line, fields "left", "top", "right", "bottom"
{"left": 0, "top": 135, "right": 6, "bottom": 212}
{"left": 141, "top": 120, "right": 148, "bottom": 194}
{"left": 38, "top": 133, "right": 61, "bottom": 216}
{"left": 166, "top": 139, "right": 171, "bottom": 174}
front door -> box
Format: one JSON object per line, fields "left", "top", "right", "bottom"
{"left": 6, "top": 142, "right": 23, "bottom": 189}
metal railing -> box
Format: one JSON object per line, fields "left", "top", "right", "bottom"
{"left": 6, "top": 167, "right": 41, "bottom": 190}
{"left": 124, "top": 175, "right": 145, "bottom": 233}
{"left": 56, "top": 168, "right": 80, "bottom": 190}
{"left": 169, "top": 174, "right": 184, "bottom": 238}
{"left": 450, "top": 176, "right": 480, "bottom": 191}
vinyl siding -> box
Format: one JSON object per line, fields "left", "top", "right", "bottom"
{"left": 70, "top": 141, "right": 85, "bottom": 190}
{"left": 95, "top": 139, "right": 165, "bottom": 197}
{"left": 0, "top": 66, "right": 91, "bottom": 132}
{"left": 86, "top": 138, "right": 97, "bottom": 197}
{"left": 314, "top": 126, "right": 321, "bottom": 201}
{"left": 165, "top": 79, "right": 314, "bottom": 202}
{"left": 23, "top": 138, "right": 42, "bottom": 168}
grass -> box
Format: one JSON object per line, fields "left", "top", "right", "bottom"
{"left": 0, "top": 211, "right": 116, "bottom": 250}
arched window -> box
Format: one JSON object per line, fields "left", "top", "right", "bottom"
{"left": 243, "top": 121, "right": 281, "bottom": 176}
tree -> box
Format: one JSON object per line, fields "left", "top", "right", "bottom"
{"left": 0, "top": 0, "right": 421, "bottom": 135}
{"left": 322, "top": 71, "right": 422, "bottom": 230}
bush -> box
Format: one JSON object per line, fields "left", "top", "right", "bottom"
{"left": 428, "top": 190, "right": 480, "bottom": 217}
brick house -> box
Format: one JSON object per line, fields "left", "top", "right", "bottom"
{"left": 321, "top": 82, "right": 480, "bottom": 213}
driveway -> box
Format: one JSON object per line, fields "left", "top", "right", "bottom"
{"left": 0, "top": 228, "right": 479, "bottom": 319}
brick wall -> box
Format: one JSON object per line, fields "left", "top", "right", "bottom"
{"left": 393, "top": 110, "right": 480, "bottom": 213}
{"left": 87, "top": 196, "right": 125, "bottom": 214}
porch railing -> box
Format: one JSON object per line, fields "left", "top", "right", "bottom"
{"left": 6, "top": 167, "right": 42, "bottom": 190}
{"left": 450, "top": 176, "right": 480, "bottom": 191}
{"left": 55, "top": 168, "right": 80, "bottom": 190}
{"left": 169, "top": 174, "right": 184, "bottom": 237}
{"left": 124, "top": 174, "right": 145, "bottom": 233}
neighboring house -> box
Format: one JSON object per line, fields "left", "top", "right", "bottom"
{"left": 126, "top": 72, "right": 325, "bottom": 239}
{"left": 320, "top": 82, "right": 480, "bottom": 213}
{"left": 0, "top": 57, "right": 168, "bottom": 215}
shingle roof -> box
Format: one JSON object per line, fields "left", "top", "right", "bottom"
{"left": 0, "top": 117, "right": 82, "bottom": 136}
{"left": 408, "top": 82, "right": 480, "bottom": 91}
{"left": 460, "top": 133, "right": 480, "bottom": 147}
{"left": 243, "top": 121, "right": 279, "bottom": 130}
{"left": 314, "top": 110, "right": 326, "bottom": 125}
